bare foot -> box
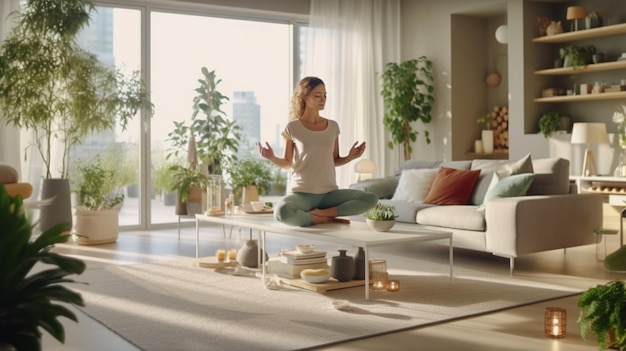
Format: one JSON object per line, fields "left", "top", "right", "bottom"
{"left": 310, "top": 213, "right": 350, "bottom": 225}
{"left": 309, "top": 208, "right": 337, "bottom": 217}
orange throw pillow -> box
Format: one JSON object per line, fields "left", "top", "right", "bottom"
{"left": 423, "top": 167, "right": 481, "bottom": 205}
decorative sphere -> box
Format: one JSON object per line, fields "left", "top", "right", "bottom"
{"left": 495, "top": 25, "right": 507, "bottom": 44}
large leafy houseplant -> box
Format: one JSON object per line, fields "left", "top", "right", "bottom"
{"left": 167, "top": 67, "right": 242, "bottom": 176}
{"left": 0, "top": 0, "right": 152, "bottom": 179}
{"left": 72, "top": 156, "right": 125, "bottom": 211}
{"left": 578, "top": 280, "right": 626, "bottom": 350}
{"left": 0, "top": 186, "right": 86, "bottom": 350}
{"left": 380, "top": 56, "right": 435, "bottom": 161}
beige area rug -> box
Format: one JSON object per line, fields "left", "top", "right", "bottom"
{"left": 72, "top": 253, "right": 581, "bottom": 351}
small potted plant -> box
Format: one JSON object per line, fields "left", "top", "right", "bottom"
{"left": 577, "top": 280, "right": 626, "bottom": 350}
{"left": 71, "top": 156, "right": 126, "bottom": 245}
{"left": 363, "top": 202, "right": 398, "bottom": 232}
{"left": 227, "top": 157, "right": 273, "bottom": 205}
{"left": 169, "top": 164, "right": 209, "bottom": 216}
{"left": 477, "top": 113, "right": 494, "bottom": 153}
{"left": 539, "top": 111, "right": 561, "bottom": 138}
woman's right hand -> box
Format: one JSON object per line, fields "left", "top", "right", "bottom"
{"left": 258, "top": 142, "right": 275, "bottom": 160}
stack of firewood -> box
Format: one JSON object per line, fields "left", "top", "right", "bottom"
{"left": 488, "top": 105, "right": 509, "bottom": 150}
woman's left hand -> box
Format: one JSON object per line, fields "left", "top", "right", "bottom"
{"left": 348, "top": 141, "right": 366, "bottom": 160}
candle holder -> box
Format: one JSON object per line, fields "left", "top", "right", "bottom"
{"left": 369, "top": 259, "right": 388, "bottom": 291}
{"left": 386, "top": 279, "right": 400, "bottom": 292}
{"left": 545, "top": 307, "right": 566, "bottom": 338}
{"left": 227, "top": 249, "right": 237, "bottom": 262}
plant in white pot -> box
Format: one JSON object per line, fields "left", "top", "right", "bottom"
{"left": 363, "top": 202, "right": 398, "bottom": 232}
{"left": 227, "top": 157, "right": 273, "bottom": 206}
{"left": 477, "top": 113, "right": 494, "bottom": 153}
{"left": 0, "top": 0, "right": 152, "bottom": 232}
{"left": 71, "top": 156, "right": 126, "bottom": 245}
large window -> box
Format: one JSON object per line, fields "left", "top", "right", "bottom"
{"left": 72, "top": 2, "right": 306, "bottom": 228}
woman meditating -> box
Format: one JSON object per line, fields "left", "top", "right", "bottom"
{"left": 258, "top": 76, "right": 377, "bottom": 227}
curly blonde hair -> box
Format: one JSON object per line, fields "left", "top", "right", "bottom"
{"left": 289, "top": 76, "right": 324, "bottom": 121}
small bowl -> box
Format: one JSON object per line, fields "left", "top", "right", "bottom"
{"left": 331, "top": 299, "right": 350, "bottom": 311}
{"left": 300, "top": 268, "right": 330, "bottom": 284}
{"left": 296, "top": 244, "right": 315, "bottom": 253}
{"left": 250, "top": 201, "right": 265, "bottom": 211}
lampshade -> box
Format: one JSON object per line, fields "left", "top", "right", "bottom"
{"left": 571, "top": 123, "right": 609, "bottom": 144}
{"left": 354, "top": 159, "right": 376, "bottom": 182}
{"left": 566, "top": 6, "right": 586, "bottom": 20}
{"left": 495, "top": 25, "right": 507, "bottom": 44}
{"left": 354, "top": 159, "right": 376, "bottom": 174}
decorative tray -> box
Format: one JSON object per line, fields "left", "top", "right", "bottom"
{"left": 244, "top": 209, "right": 274, "bottom": 214}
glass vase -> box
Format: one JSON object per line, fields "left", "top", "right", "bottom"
{"left": 206, "top": 175, "right": 224, "bottom": 215}
{"left": 615, "top": 148, "right": 626, "bottom": 177}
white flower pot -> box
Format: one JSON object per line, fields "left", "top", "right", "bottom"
{"left": 366, "top": 219, "right": 395, "bottom": 232}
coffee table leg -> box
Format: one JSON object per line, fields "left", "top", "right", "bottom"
{"left": 261, "top": 230, "right": 266, "bottom": 285}
{"left": 365, "top": 247, "right": 370, "bottom": 300}
{"left": 449, "top": 236, "right": 454, "bottom": 285}
{"left": 195, "top": 218, "right": 200, "bottom": 262}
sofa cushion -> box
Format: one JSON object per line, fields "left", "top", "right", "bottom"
{"left": 484, "top": 153, "right": 534, "bottom": 196}
{"left": 527, "top": 157, "right": 570, "bottom": 195}
{"left": 477, "top": 173, "right": 535, "bottom": 211}
{"left": 379, "top": 199, "right": 433, "bottom": 223}
{"left": 416, "top": 205, "right": 485, "bottom": 231}
{"left": 423, "top": 167, "right": 481, "bottom": 205}
{"left": 350, "top": 176, "right": 398, "bottom": 199}
{"left": 391, "top": 168, "right": 438, "bottom": 202}
{"left": 394, "top": 160, "right": 471, "bottom": 176}
{"left": 0, "top": 163, "right": 19, "bottom": 184}
{"left": 469, "top": 159, "right": 509, "bottom": 205}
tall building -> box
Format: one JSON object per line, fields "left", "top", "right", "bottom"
{"left": 232, "top": 91, "right": 261, "bottom": 158}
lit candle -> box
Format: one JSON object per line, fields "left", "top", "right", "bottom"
{"left": 372, "top": 280, "right": 386, "bottom": 290}
{"left": 216, "top": 249, "right": 226, "bottom": 261}
{"left": 386, "top": 280, "right": 400, "bottom": 292}
{"left": 227, "top": 249, "right": 237, "bottom": 261}
{"left": 544, "top": 307, "right": 566, "bottom": 337}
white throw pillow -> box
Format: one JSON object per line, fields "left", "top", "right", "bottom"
{"left": 391, "top": 169, "right": 438, "bottom": 202}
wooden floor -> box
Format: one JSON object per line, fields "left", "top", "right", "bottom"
{"left": 42, "top": 221, "right": 625, "bottom": 351}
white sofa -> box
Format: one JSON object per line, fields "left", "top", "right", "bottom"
{"left": 350, "top": 157, "right": 603, "bottom": 273}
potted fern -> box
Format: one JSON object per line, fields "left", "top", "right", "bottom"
{"left": 363, "top": 202, "right": 398, "bottom": 232}
{"left": 0, "top": 186, "right": 86, "bottom": 350}
{"left": 577, "top": 280, "right": 626, "bottom": 350}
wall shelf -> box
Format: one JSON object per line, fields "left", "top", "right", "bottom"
{"left": 532, "top": 23, "right": 626, "bottom": 43}
{"left": 535, "top": 61, "right": 626, "bottom": 76}
{"left": 534, "top": 91, "right": 626, "bottom": 103}
{"left": 466, "top": 149, "right": 508, "bottom": 159}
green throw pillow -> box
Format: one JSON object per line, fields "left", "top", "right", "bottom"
{"left": 477, "top": 173, "right": 535, "bottom": 212}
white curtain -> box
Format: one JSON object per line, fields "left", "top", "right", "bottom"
{"left": 0, "top": 0, "right": 21, "bottom": 171}
{"left": 304, "top": 0, "right": 401, "bottom": 188}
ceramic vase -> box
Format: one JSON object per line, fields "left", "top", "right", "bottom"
{"left": 236, "top": 239, "right": 268, "bottom": 268}
{"left": 353, "top": 247, "right": 366, "bottom": 280}
{"left": 331, "top": 249, "right": 354, "bottom": 282}
{"left": 481, "top": 130, "right": 494, "bottom": 154}
{"left": 73, "top": 207, "right": 119, "bottom": 245}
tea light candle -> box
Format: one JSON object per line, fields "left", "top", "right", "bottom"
{"left": 386, "top": 280, "right": 400, "bottom": 292}
{"left": 227, "top": 249, "right": 237, "bottom": 261}
{"left": 216, "top": 249, "right": 226, "bottom": 262}
{"left": 372, "top": 280, "right": 386, "bottom": 291}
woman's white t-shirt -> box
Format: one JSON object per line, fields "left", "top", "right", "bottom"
{"left": 281, "top": 119, "right": 339, "bottom": 194}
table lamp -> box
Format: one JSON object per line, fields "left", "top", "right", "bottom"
{"left": 571, "top": 122, "right": 609, "bottom": 176}
{"left": 354, "top": 159, "right": 377, "bottom": 182}
{"left": 566, "top": 6, "right": 586, "bottom": 31}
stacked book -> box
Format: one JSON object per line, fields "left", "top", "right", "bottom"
{"left": 268, "top": 249, "right": 328, "bottom": 279}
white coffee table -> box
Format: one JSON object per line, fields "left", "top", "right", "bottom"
{"left": 195, "top": 213, "right": 453, "bottom": 299}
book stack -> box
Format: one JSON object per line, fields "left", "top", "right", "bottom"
{"left": 268, "top": 249, "right": 328, "bottom": 279}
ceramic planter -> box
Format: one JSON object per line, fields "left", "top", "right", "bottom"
{"left": 366, "top": 218, "right": 396, "bottom": 232}
{"left": 73, "top": 207, "right": 119, "bottom": 245}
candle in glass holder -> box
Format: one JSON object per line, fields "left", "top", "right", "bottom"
{"left": 544, "top": 307, "right": 566, "bottom": 338}
{"left": 216, "top": 249, "right": 226, "bottom": 262}
{"left": 227, "top": 249, "right": 237, "bottom": 261}
{"left": 386, "top": 280, "right": 400, "bottom": 292}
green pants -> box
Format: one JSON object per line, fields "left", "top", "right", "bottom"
{"left": 274, "top": 189, "right": 378, "bottom": 227}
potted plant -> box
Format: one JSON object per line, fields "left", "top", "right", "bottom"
{"left": 560, "top": 45, "right": 596, "bottom": 69}
{"left": 477, "top": 113, "right": 495, "bottom": 153}
{"left": 0, "top": 186, "right": 86, "bottom": 350}
{"left": 0, "top": 0, "right": 152, "bottom": 232}
{"left": 71, "top": 156, "right": 126, "bottom": 245}
{"left": 539, "top": 111, "right": 561, "bottom": 138}
{"left": 227, "top": 157, "right": 273, "bottom": 205}
{"left": 577, "top": 280, "right": 626, "bottom": 350}
{"left": 380, "top": 56, "right": 435, "bottom": 161}
{"left": 167, "top": 67, "right": 242, "bottom": 176}
{"left": 168, "top": 164, "right": 209, "bottom": 216}
{"left": 362, "top": 202, "right": 398, "bottom": 232}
